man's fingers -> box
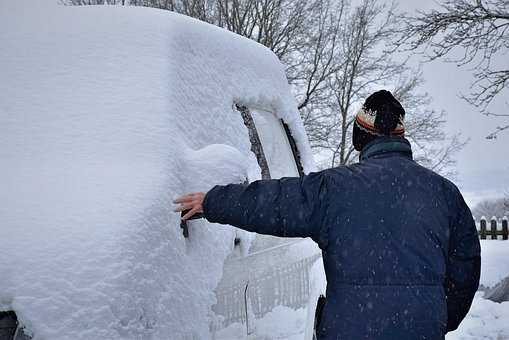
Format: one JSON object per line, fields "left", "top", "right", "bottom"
{"left": 174, "top": 203, "right": 193, "bottom": 213}
{"left": 174, "top": 192, "right": 205, "bottom": 221}
{"left": 173, "top": 196, "right": 192, "bottom": 204}
{"left": 182, "top": 207, "right": 198, "bottom": 221}
{"left": 173, "top": 193, "right": 200, "bottom": 204}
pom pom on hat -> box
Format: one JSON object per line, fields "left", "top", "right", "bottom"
{"left": 352, "top": 90, "right": 406, "bottom": 152}
{"left": 354, "top": 90, "right": 405, "bottom": 136}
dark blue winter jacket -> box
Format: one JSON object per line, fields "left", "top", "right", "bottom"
{"left": 203, "top": 137, "right": 481, "bottom": 340}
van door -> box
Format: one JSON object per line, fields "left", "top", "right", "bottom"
{"left": 212, "top": 105, "right": 321, "bottom": 340}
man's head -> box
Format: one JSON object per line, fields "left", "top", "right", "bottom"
{"left": 353, "top": 90, "right": 406, "bottom": 151}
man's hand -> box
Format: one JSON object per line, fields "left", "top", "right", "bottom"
{"left": 174, "top": 192, "right": 206, "bottom": 221}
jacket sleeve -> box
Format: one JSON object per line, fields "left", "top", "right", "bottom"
{"left": 445, "top": 190, "right": 481, "bottom": 332}
{"left": 202, "top": 171, "right": 329, "bottom": 246}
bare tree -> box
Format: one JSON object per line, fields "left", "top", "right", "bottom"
{"left": 504, "top": 190, "right": 509, "bottom": 215}
{"left": 303, "top": 0, "right": 464, "bottom": 177}
{"left": 393, "top": 73, "right": 467, "bottom": 178}
{"left": 287, "top": 0, "right": 344, "bottom": 112}
{"left": 326, "top": 0, "right": 405, "bottom": 166}
{"left": 472, "top": 197, "right": 509, "bottom": 218}
{"left": 62, "top": 0, "right": 128, "bottom": 4}
{"left": 401, "top": 0, "right": 509, "bottom": 139}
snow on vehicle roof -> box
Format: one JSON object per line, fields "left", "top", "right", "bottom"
{"left": 0, "top": 2, "right": 313, "bottom": 340}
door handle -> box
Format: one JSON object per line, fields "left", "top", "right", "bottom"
{"left": 180, "top": 210, "right": 204, "bottom": 238}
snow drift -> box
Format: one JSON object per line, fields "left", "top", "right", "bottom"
{"left": 0, "top": 2, "right": 313, "bottom": 339}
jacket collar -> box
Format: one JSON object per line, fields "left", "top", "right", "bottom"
{"left": 360, "top": 136, "right": 413, "bottom": 161}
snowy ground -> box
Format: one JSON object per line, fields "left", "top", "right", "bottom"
{"left": 446, "top": 241, "right": 509, "bottom": 340}
{"left": 478, "top": 241, "right": 509, "bottom": 289}
{"left": 215, "top": 240, "right": 509, "bottom": 340}
{"left": 446, "top": 292, "right": 509, "bottom": 340}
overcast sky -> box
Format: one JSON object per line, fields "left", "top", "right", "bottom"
{"left": 397, "top": 0, "right": 509, "bottom": 208}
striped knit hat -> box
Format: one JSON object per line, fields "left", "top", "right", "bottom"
{"left": 353, "top": 90, "right": 406, "bottom": 151}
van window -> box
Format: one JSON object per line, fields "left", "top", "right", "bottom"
{"left": 249, "top": 108, "right": 302, "bottom": 179}
{"left": 236, "top": 105, "right": 304, "bottom": 180}
{"left": 235, "top": 104, "right": 307, "bottom": 252}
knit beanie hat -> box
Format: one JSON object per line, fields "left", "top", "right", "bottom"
{"left": 352, "top": 90, "right": 406, "bottom": 151}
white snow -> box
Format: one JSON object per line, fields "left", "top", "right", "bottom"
{"left": 446, "top": 293, "right": 509, "bottom": 340}
{"left": 215, "top": 306, "right": 307, "bottom": 340}
{"left": 0, "top": 2, "right": 313, "bottom": 340}
{"left": 479, "top": 240, "right": 509, "bottom": 288}
{"left": 445, "top": 241, "right": 509, "bottom": 339}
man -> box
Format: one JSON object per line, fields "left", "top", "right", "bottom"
{"left": 174, "top": 90, "right": 481, "bottom": 339}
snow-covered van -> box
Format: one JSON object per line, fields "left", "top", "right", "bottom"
{"left": 0, "top": 2, "right": 324, "bottom": 339}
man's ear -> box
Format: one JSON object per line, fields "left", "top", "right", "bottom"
{"left": 352, "top": 123, "right": 363, "bottom": 151}
{"left": 352, "top": 123, "right": 359, "bottom": 151}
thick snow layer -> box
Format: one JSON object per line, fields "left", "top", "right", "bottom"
{"left": 169, "top": 14, "right": 314, "bottom": 174}
{"left": 0, "top": 3, "right": 312, "bottom": 340}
